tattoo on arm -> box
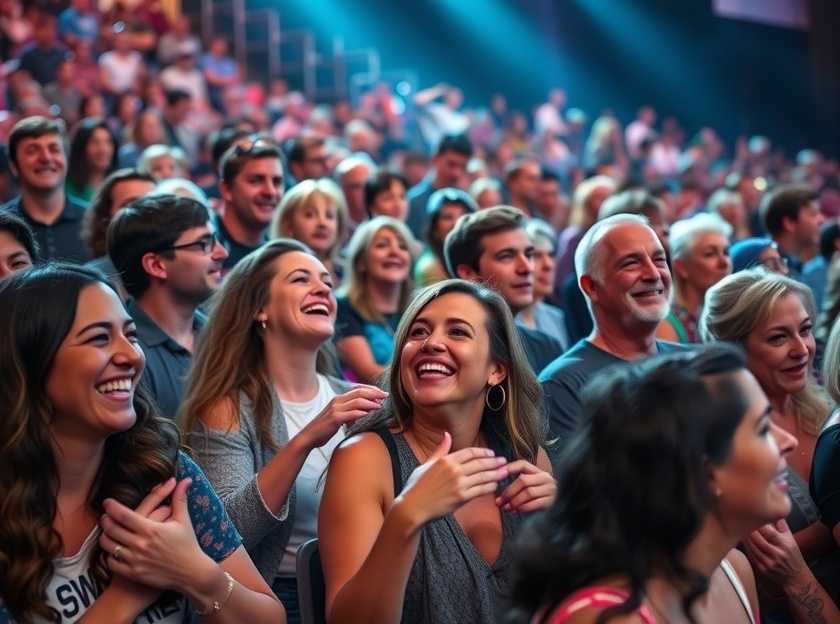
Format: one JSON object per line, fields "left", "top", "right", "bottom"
{"left": 793, "top": 582, "right": 827, "bottom": 624}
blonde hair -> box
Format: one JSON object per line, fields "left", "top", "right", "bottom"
{"left": 700, "top": 268, "right": 828, "bottom": 435}
{"left": 338, "top": 216, "right": 420, "bottom": 323}
{"left": 349, "top": 279, "right": 544, "bottom": 461}
{"left": 569, "top": 175, "right": 616, "bottom": 228}
{"left": 179, "top": 239, "right": 332, "bottom": 448}
{"left": 270, "top": 178, "right": 349, "bottom": 262}
{"left": 823, "top": 317, "right": 840, "bottom": 406}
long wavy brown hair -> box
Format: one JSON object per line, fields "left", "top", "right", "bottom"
{"left": 0, "top": 264, "right": 178, "bottom": 623}
{"left": 350, "top": 279, "right": 545, "bottom": 462}
{"left": 180, "top": 238, "right": 333, "bottom": 449}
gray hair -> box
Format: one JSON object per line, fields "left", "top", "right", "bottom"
{"left": 706, "top": 188, "right": 744, "bottom": 217}
{"left": 669, "top": 213, "right": 732, "bottom": 261}
{"left": 154, "top": 178, "right": 209, "bottom": 206}
{"left": 525, "top": 218, "right": 556, "bottom": 252}
{"left": 334, "top": 151, "right": 377, "bottom": 181}
{"left": 574, "top": 213, "right": 650, "bottom": 284}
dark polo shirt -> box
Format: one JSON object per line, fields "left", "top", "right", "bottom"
{"left": 3, "top": 195, "right": 90, "bottom": 263}
{"left": 128, "top": 299, "right": 205, "bottom": 420}
{"left": 214, "top": 212, "right": 266, "bottom": 272}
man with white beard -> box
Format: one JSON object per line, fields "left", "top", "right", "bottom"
{"left": 539, "top": 213, "right": 686, "bottom": 447}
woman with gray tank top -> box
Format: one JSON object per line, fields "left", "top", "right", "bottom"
{"left": 319, "top": 279, "right": 556, "bottom": 623}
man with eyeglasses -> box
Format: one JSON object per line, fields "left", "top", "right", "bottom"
{"left": 107, "top": 194, "right": 228, "bottom": 419}
{"left": 286, "top": 132, "right": 330, "bottom": 185}
{"left": 217, "top": 136, "right": 285, "bottom": 270}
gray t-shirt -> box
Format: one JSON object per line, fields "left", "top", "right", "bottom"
{"left": 539, "top": 339, "right": 687, "bottom": 445}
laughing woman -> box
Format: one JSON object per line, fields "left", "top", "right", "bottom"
{"left": 335, "top": 216, "right": 420, "bottom": 383}
{"left": 180, "top": 239, "right": 385, "bottom": 623}
{"left": 319, "top": 279, "right": 555, "bottom": 624}
{"left": 0, "top": 265, "right": 284, "bottom": 623}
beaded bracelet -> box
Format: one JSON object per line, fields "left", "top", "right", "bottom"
{"left": 194, "top": 571, "right": 236, "bottom": 617}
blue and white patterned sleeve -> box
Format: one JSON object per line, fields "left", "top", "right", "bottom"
{"left": 176, "top": 450, "right": 243, "bottom": 562}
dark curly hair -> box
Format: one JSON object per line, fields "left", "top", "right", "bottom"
{"left": 0, "top": 264, "right": 179, "bottom": 623}
{"left": 507, "top": 343, "right": 750, "bottom": 623}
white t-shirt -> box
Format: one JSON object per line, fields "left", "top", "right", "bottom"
{"left": 98, "top": 51, "right": 143, "bottom": 94}
{"left": 276, "top": 374, "right": 340, "bottom": 576}
{"left": 38, "top": 528, "right": 187, "bottom": 623}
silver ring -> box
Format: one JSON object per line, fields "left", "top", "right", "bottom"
{"left": 113, "top": 545, "right": 123, "bottom": 561}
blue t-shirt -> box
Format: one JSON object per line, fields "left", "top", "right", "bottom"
{"left": 0, "top": 452, "right": 242, "bottom": 623}
{"left": 335, "top": 295, "right": 400, "bottom": 368}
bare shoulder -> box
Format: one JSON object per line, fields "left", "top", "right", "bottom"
{"left": 324, "top": 431, "right": 396, "bottom": 510}
{"left": 330, "top": 431, "right": 393, "bottom": 473}
{"left": 723, "top": 548, "right": 759, "bottom": 610}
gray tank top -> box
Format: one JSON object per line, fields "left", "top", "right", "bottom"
{"left": 378, "top": 429, "right": 526, "bottom": 624}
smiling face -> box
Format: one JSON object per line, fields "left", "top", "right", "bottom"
{"left": 46, "top": 283, "right": 145, "bottom": 443}
{"left": 586, "top": 223, "right": 672, "bottom": 329}
{"left": 13, "top": 132, "right": 67, "bottom": 192}
{"left": 285, "top": 194, "right": 339, "bottom": 260}
{"left": 744, "top": 292, "right": 815, "bottom": 401}
{"left": 361, "top": 227, "right": 411, "bottom": 285}
{"left": 222, "top": 157, "right": 284, "bottom": 232}
{"left": 154, "top": 222, "right": 228, "bottom": 304}
{"left": 711, "top": 369, "right": 796, "bottom": 531}
{"left": 675, "top": 231, "right": 731, "bottom": 297}
{"left": 258, "top": 251, "right": 335, "bottom": 348}
{"left": 400, "top": 292, "right": 506, "bottom": 411}
{"left": 370, "top": 179, "right": 408, "bottom": 221}
{"left": 460, "top": 226, "right": 534, "bottom": 314}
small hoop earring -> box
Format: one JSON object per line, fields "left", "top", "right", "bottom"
{"left": 259, "top": 320, "right": 267, "bottom": 330}
{"left": 485, "top": 384, "right": 506, "bottom": 411}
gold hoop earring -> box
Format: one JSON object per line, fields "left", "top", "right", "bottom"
{"left": 485, "top": 384, "right": 506, "bottom": 411}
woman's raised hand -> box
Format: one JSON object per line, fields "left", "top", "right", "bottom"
{"left": 99, "top": 477, "right": 215, "bottom": 593}
{"left": 496, "top": 460, "right": 556, "bottom": 513}
{"left": 299, "top": 385, "right": 388, "bottom": 449}
{"left": 395, "top": 432, "right": 509, "bottom": 527}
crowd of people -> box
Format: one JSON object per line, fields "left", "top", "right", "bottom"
{"left": 1, "top": 2, "right": 840, "bottom": 624}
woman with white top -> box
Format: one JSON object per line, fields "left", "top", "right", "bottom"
{"left": 180, "top": 239, "right": 386, "bottom": 624}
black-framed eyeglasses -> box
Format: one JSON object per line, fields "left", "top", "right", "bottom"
{"left": 158, "top": 232, "right": 219, "bottom": 255}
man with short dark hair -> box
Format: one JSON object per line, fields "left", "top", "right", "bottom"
{"left": 540, "top": 214, "right": 683, "bottom": 447}
{"left": 286, "top": 133, "right": 330, "bottom": 183}
{"left": 504, "top": 158, "right": 540, "bottom": 216}
{"left": 760, "top": 183, "right": 824, "bottom": 279}
{"left": 444, "top": 205, "right": 564, "bottom": 373}
{"left": 365, "top": 170, "right": 408, "bottom": 220}
{"left": 535, "top": 170, "right": 568, "bottom": 231}
{"left": 406, "top": 133, "right": 472, "bottom": 238}
{"left": 3, "top": 116, "right": 89, "bottom": 263}
{"left": 216, "top": 137, "right": 285, "bottom": 270}
{"left": 108, "top": 194, "right": 228, "bottom": 418}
